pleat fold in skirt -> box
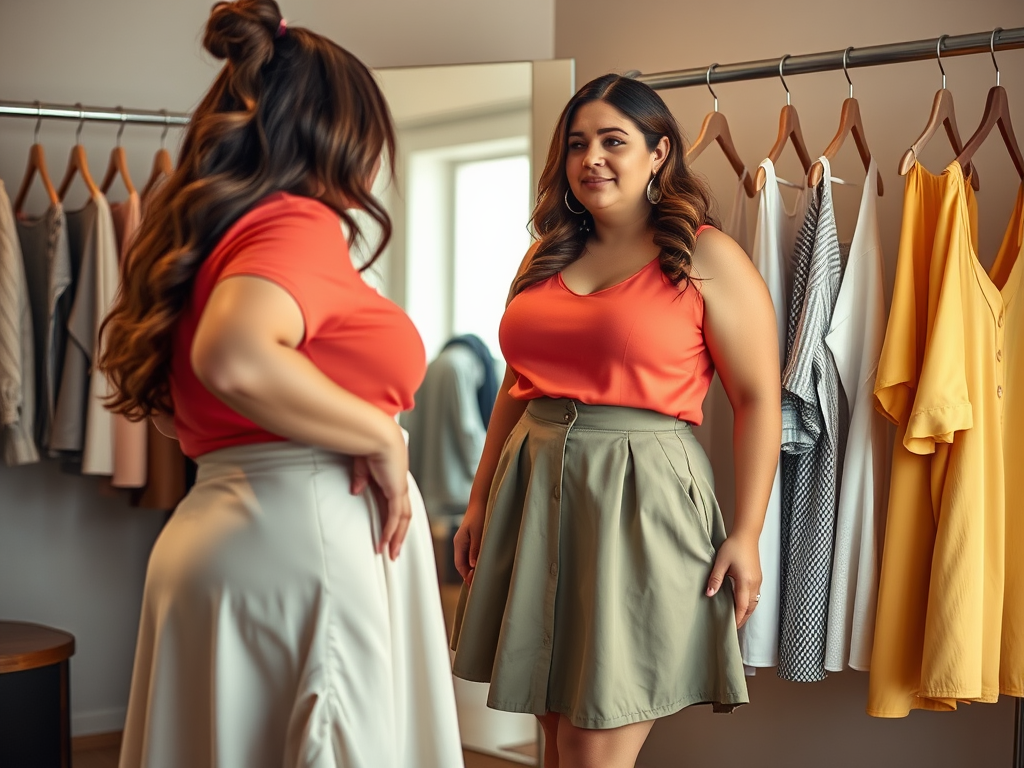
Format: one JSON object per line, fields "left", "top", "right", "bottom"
{"left": 450, "top": 398, "right": 749, "bottom": 729}
{"left": 119, "top": 441, "right": 463, "bottom": 768}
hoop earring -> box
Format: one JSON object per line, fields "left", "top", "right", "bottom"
{"left": 646, "top": 176, "right": 662, "bottom": 205}
{"left": 564, "top": 189, "right": 586, "bottom": 215}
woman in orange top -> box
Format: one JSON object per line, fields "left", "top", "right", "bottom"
{"left": 450, "top": 75, "right": 782, "bottom": 767}
{"left": 98, "top": 2, "right": 462, "bottom": 766}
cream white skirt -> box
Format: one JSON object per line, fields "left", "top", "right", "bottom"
{"left": 119, "top": 441, "right": 463, "bottom": 768}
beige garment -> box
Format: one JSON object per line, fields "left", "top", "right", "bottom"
{"left": 50, "top": 193, "right": 118, "bottom": 474}
{"left": 120, "top": 441, "right": 464, "bottom": 768}
{"left": 109, "top": 193, "right": 147, "bottom": 488}
{"left": 823, "top": 158, "right": 886, "bottom": 672}
{"left": 0, "top": 181, "right": 39, "bottom": 465}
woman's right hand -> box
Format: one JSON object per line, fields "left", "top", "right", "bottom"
{"left": 352, "top": 424, "right": 413, "bottom": 561}
{"left": 454, "top": 501, "right": 486, "bottom": 586}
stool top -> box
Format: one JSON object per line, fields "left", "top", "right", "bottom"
{"left": 0, "top": 621, "right": 75, "bottom": 673}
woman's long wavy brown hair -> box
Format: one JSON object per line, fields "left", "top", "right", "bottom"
{"left": 512, "top": 74, "right": 718, "bottom": 297}
{"left": 98, "top": 0, "right": 396, "bottom": 417}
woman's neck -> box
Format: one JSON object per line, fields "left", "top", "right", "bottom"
{"left": 590, "top": 205, "right": 655, "bottom": 251}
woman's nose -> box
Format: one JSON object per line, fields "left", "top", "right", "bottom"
{"left": 583, "top": 143, "right": 604, "bottom": 168}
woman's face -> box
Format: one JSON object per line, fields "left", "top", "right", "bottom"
{"left": 565, "top": 99, "right": 668, "bottom": 220}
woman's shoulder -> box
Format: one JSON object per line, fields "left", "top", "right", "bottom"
{"left": 505, "top": 240, "right": 544, "bottom": 305}
{"left": 242, "top": 192, "right": 343, "bottom": 233}
{"left": 215, "top": 193, "right": 346, "bottom": 259}
{"left": 688, "top": 226, "right": 751, "bottom": 285}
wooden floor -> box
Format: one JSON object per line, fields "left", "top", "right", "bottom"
{"left": 72, "top": 733, "right": 528, "bottom": 768}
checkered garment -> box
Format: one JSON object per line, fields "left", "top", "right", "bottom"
{"left": 777, "top": 177, "right": 849, "bottom": 683}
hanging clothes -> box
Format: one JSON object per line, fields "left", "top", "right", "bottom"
{"left": 823, "top": 157, "right": 886, "bottom": 673}
{"left": 778, "top": 156, "right": 847, "bottom": 684}
{"left": 868, "top": 161, "right": 971, "bottom": 715}
{"left": 692, "top": 171, "right": 752, "bottom": 531}
{"left": 994, "top": 182, "right": 1024, "bottom": 699}
{"left": 15, "top": 199, "right": 72, "bottom": 452}
{"left": 443, "top": 333, "right": 498, "bottom": 428}
{"left": 0, "top": 181, "right": 39, "bottom": 465}
{"left": 49, "top": 191, "right": 119, "bottom": 474}
{"left": 109, "top": 191, "right": 148, "bottom": 488}
{"left": 404, "top": 340, "right": 488, "bottom": 521}
{"left": 737, "top": 159, "right": 808, "bottom": 671}
{"left": 868, "top": 161, "right": 1023, "bottom": 716}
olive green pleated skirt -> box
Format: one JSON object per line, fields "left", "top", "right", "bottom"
{"left": 450, "top": 398, "right": 748, "bottom": 729}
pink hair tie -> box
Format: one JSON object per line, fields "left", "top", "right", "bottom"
{"left": 276, "top": 18, "right": 287, "bottom": 38}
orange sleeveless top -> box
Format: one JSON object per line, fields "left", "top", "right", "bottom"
{"left": 499, "top": 225, "right": 715, "bottom": 423}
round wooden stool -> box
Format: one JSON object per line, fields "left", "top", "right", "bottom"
{"left": 0, "top": 621, "right": 75, "bottom": 768}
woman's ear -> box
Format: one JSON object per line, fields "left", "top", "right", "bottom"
{"left": 653, "top": 136, "right": 670, "bottom": 174}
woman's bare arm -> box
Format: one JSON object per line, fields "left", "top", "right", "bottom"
{"left": 453, "top": 244, "right": 537, "bottom": 583}
{"left": 690, "top": 227, "right": 782, "bottom": 627}
{"left": 191, "top": 275, "right": 411, "bottom": 558}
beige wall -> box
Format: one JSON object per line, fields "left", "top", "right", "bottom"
{"left": 0, "top": 0, "right": 554, "bottom": 736}
{"left": 555, "top": 2, "right": 1023, "bottom": 767}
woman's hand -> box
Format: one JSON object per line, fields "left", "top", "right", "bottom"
{"left": 706, "top": 533, "right": 762, "bottom": 629}
{"left": 453, "top": 500, "right": 486, "bottom": 586}
{"left": 350, "top": 425, "right": 412, "bottom": 561}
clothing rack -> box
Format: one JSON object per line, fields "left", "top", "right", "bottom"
{"left": 8, "top": 26, "right": 1019, "bottom": 126}
{"left": 0, "top": 101, "right": 189, "bottom": 126}
{"left": 1, "top": 28, "right": 1021, "bottom": 768}
{"left": 635, "top": 24, "right": 1024, "bottom": 768}
{"left": 631, "top": 27, "right": 1024, "bottom": 90}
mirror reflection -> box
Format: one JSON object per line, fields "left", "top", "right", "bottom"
{"left": 376, "top": 60, "right": 572, "bottom": 766}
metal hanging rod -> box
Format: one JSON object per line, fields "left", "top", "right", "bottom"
{"left": 0, "top": 101, "right": 189, "bottom": 127}
{"left": 633, "top": 26, "right": 1024, "bottom": 90}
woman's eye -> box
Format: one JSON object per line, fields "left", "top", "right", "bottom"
{"left": 568, "top": 142, "right": 585, "bottom": 150}
{"left": 605, "top": 138, "right": 623, "bottom": 147}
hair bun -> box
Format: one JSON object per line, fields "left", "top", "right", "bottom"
{"left": 203, "top": 0, "right": 283, "bottom": 66}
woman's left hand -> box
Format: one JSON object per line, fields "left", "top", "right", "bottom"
{"left": 705, "top": 534, "right": 762, "bottom": 629}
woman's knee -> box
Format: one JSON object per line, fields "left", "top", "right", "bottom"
{"left": 537, "top": 711, "right": 560, "bottom": 737}
{"left": 555, "top": 716, "right": 654, "bottom": 768}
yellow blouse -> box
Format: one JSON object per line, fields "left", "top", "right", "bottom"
{"left": 868, "top": 161, "right": 1023, "bottom": 717}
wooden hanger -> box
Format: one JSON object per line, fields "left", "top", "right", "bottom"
{"left": 754, "top": 56, "right": 813, "bottom": 192}
{"left": 898, "top": 35, "right": 980, "bottom": 190}
{"left": 100, "top": 109, "right": 137, "bottom": 197}
{"left": 954, "top": 29, "right": 1024, "bottom": 181}
{"left": 57, "top": 104, "right": 101, "bottom": 202}
{"left": 807, "top": 49, "right": 884, "bottom": 195}
{"left": 13, "top": 103, "right": 60, "bottom": 215}
{"left": 686, "top": 64, "right": 756, "bottom": 198}
{"left": 142, "top": 113, "right": 174, "bottom": 200}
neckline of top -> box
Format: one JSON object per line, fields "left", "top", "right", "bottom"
{"left": 557, "top": 225, "right": 715, "bottom": 297}
{"left": 946, "top": 160, "right": 1023, "bottom": 306}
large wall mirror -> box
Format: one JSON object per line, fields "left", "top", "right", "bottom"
{"left": 370, "top": 60, "right": 574, "bottom": 766}
{"left": 365, "top": 60, "right": 574, "bottom": 359}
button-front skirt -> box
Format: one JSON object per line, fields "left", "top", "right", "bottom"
{"left": 450, "top": 398, "right": 749, "bottom": 729}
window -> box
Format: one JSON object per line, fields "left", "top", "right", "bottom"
{"left": 451, "top": 154, "right": 531, "bottom": 360}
